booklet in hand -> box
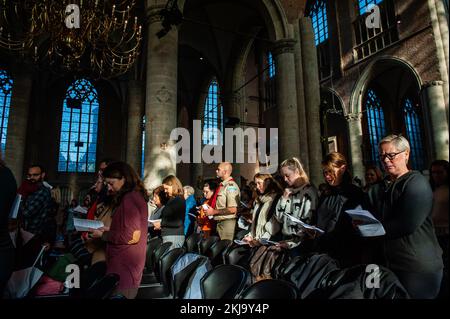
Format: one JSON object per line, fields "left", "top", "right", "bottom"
{"left": 345, "top": 205, "right": 386, "bottom": 237}
{"left": 73, "top": 218, "right": 104, "bottom": 232}
{"left": 282, "top": 212, "right": 325, "bottom": 234}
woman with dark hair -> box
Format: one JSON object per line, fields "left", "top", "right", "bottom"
{"left": 148, "top": 185, "right": 168, "bottom": 238}
{"left": 89, "top": 161, "right": 149, "bottom": 299}
{"left": 197, "top": 180, "right": 218, "bottom": 238}
{"left": 0, "top": 157, "right": 17, "bottom": 296}
{"left": 313, "top": 152, "right": 366, "bottom": 267}
{"left": 367, "top": 135, "right": 443, "bottom": 298}
{"left": 242, "top": 173, "right": 282, "bottom": 244}
{"left": 153, "top": 175, "right": 186, "bottom": 250}
{"left": 363, "top": 164, "right": 383, "bottom": 192}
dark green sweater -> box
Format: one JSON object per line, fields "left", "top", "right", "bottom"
{"left": 368, "top": 171, "right": 443, "bottom": 273}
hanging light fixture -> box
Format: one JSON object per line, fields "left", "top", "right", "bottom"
{"left": 0, "top": 0, "right": 143, "bottom": 79}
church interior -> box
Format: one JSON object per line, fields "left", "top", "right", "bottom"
{"left": 0, "top": 0, "right": 448, "bottom": 301}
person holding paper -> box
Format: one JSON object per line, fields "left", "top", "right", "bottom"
{"left": 0, "top": 157, "right": 17, "bottom": 296}
{"left": 197, "top": 180, "right": 218, "bottom": 239}
{"left": 153, "top": 175, "right": 186, "bottom": 250}
{"left": 274, "top": 157, "right": 318, "bottom": 252}
{"left": 313, "top": 152, "right": 366, "bottom": 267}
{"left": 88, "top": 161, "right": 149, "bottom": 299}
{"left": 367, "top": 135, "right": 443, "bottom": 299}
{"left": 242, "top": 173, "right": 282, "bottom": 246}
{"left": 147, "top": 185, "right": 168, "bottom": 238}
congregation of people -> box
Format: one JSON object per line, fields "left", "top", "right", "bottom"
{"left": 0, "top": 134, "right": 448, "bottom": 299}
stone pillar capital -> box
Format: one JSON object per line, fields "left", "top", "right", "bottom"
{"left": 146, "top": 6, "right": 165, "bottom": 24}
{"left": 272, "top": 39, "right": 296, "bottom": 56}
{"left": 345, "top": 113, "right": 362, "bottom": 122}
{"left": 422, "top": 80, "right": 445, "bottom": 89}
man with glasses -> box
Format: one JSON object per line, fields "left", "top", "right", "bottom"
{"left": 21, "top": 165, "right": 54, "bottom": 240}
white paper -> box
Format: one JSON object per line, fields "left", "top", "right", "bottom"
{"left": 9, "top": 194, "right": 22, "bottom": 219}
{"left": 283, "top": 212, "right": 325, "bottom": 234}
{"left": 9, "top": 229, "right": 35, "bottom": 248}
{"left": 345, "top": 206, "right": 386, "bottom": 237}
{"left": 73, "top": 218, "right": 104, "bottom": 232}
{"left": 259, "top": 239, "right": 278, "bottom": 246}
{"left": 73, "top": 205, "right": 88, "bottom": 214}
{"left": 233, "top": 239, "right": 249, "bottom": 245}
{"left": 148, "top": 218, "right": 162, "bottom": 225}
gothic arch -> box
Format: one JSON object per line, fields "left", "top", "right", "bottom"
{"left": 349, "top": 56, "right": 423, "bottom": 116}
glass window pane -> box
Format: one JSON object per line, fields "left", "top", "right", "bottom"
{"left": 58, "top": 79, "right": 99, "bottom": 172}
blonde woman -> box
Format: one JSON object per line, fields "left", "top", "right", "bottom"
{"left": 274, "top": 157, "right": 318, "bottom": 251}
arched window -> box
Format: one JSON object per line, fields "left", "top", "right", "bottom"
{"left": 58, "top": 79, "right": 99, "bottom": 173}
{"left": 0, "top": 69, "right": 13, "bottom": 156}
{"left": 404, "top": 98, "right": 425, "bottom": 170}
{"left": 203, "top": 78, "right": 222, "bottom": 145}
{"left": 310, "top": 0, "right": 328, "bottom": 46}
{"left": 141, "top": 115, "right": 146, "bottom": 177}
{"left": 365, "top": 89, "right": 386, "bottom": 165}
{"left": 358, "top": 0, "right": 383, "bottom": 15}
{"left": 267, "top": 52, "right": 276, "bottom": 79}
{"left": 265, "top": 52, "right": 276, "bottom": 110}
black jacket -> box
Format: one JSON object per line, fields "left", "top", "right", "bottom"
{"left": 0, "top": 165, "right": 17, "bottom": 247}
{"left": 367, "top": 171, "right": 443, "bottom": 273}
{"left": 312, "top": 183, "right": 366, "bottom": 268}
{"left": 161, "top": 196, "right": 186, "bottom": 237}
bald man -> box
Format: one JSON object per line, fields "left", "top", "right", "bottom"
{"left": 205, "top": 162, "right": 240, "bottom": 240}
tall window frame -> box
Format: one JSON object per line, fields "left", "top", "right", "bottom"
{"left": 310, "top": 0, "right": 329, "bottom": 46}
{"left": 264, "top": 51, "right": 277, "bottom": 110}
{"left": 58, "top": 79, "right": 99, "bottom": 173}
{"left": 403, "top": 98, "right": 426, "bottom": 170}
{"left": 0, "top": 69, "right": 13, "bottom": 157}
{"left": 365, "top": 89, "right": 386, "bottom": 166}
{"left": 203, "top": 78, "right": 223, "bottom": 146}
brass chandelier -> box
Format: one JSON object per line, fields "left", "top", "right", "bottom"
{"left": 0, "top": 0, "right": 143, "bottom": 79}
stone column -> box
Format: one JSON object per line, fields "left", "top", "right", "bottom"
{"left": 428, "top": 0, "right": 449, "bottom": 115}
{"left": 126, "top": 79, "right": 144, "bottom": 173}
{"left": 293, "top": 21, "right": 310, "bottom": 175}
{"left": 272, "top": 39, "right": 300, "bottom": 162}
{"left": 346, "top": 113, "right": 365, "bottom": 180}
{"left": 300, "top": 17, "right": 322, "bottom": 186}
{"left": 144, "top": 2, "right": 179, "bottom": 190}
{"left": 5, "top": 70, "right": 32, "bottom": 181}
{"left": 422, "top": 81, "right": 449, "bottom": 160}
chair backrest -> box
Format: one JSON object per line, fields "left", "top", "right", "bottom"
{"left": 208, "top": 239, "right": 231, "bottom": 266}
{"left": 223, "top": 245, "right": 252, "bottom": 268}
{"left": 239, "top": 279, "right": 298, "bottom": 299}
{"left": 198, "top": 236, "right": 220, "bottom": 255}
{"left": 84, "top": 261, "right": 107, "bottom": 291}
{"left": 85, "top": 273, "right": 120, "bottom": 299}
{"left": 152, "top": 242, "right": 172, "bottom": 279}
{"left": 145, "top": 237, "right": 162, "bottom": 269}
{"left": 185, "top": 233, "right": 201, "bottom": 253}
{"left": 200, "top": 264, "right": 250, "bottom": 299}
{"left": 158, "top": 248, "right": 185, "bottom": 296}
{"left": 171, "top": 254, "right": 209, "bottom": 299}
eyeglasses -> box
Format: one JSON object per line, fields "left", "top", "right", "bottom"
{"left": 379, "top": 151, "right": 405, "bottom": 161}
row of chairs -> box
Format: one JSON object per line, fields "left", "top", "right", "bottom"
{"left": 136, "top": 234, "right": 298, "bottom": 299}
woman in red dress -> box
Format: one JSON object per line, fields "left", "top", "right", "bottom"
{"left": 89, "top": 161, "right": 149, "bottom": 299}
